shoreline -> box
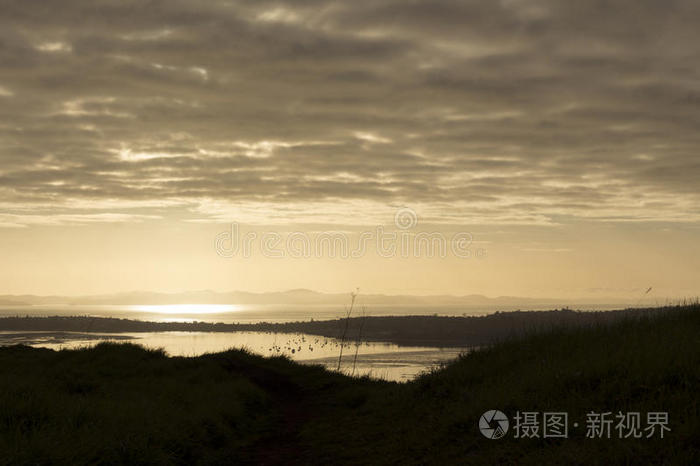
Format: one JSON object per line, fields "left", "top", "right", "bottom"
{"left": 0, "top": 305, "right": 682, "bottom": 348}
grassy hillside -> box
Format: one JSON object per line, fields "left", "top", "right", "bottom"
{"left": 1, "top": 304, "right": 698, "bottom": 465}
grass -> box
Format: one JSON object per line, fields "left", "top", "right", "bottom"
{"left": 1, "top": 304, "right": 699, "bottom": 464}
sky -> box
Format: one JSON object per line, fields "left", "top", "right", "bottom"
{"left": 1, "top": 0, "right": 699, "bottom": 299}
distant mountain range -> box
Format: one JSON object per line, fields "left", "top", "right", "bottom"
{"left": 0, "top": 289, "right": 654, "bottom": 307}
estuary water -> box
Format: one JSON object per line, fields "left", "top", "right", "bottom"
{"left": 0, "top": 302, "right": 626, "bottom": 381}
{"left": 0, "top": 329, "right": 465, "bottom": 382}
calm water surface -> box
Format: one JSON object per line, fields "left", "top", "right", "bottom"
{"left": 0, "top": 330, "right": 466, "bottom": 382}
{"left": 0, "top": 302, "right": 626, "bottom": 381}
{"left": 0, "top": 302, "right": 626, "bottom": 323}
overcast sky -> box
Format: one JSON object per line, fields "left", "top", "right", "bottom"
{"left": 1, "top": 1, "right": 699, "bottom": 297}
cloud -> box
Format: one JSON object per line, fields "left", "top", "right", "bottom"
{"left": 1, "top": 0, "right": 699, "bottom": 227}
{"left": 0, "top": 212, "right": 161, "bottom": 228}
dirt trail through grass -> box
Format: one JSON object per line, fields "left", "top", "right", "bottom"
{"left": 217, "top": 355, "right": 316, "bottom": 464}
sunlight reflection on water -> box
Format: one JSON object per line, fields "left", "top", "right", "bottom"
{"left": 125, "top": 304, "right": 242, "bottom": 315}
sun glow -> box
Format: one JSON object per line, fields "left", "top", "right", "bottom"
{"left": 127, "top": 304, "right": 241, "bottom": 315}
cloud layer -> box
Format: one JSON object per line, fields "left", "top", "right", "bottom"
{"left": 1, "top": 0, "right": 699, "bottom": 226}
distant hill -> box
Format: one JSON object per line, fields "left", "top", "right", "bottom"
{"left": 0, "top": 289, "right": 651, "bottom": 308}
{"left": 0, "top": 298, "right": 29, "bottom": 306}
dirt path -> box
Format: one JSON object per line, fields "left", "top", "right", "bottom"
{"left": 217, "top": 356, "right": 317, "bottom": 465}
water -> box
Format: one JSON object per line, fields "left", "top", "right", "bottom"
{"left": 0, "top": 302, "right": 627, "bottom": 324}
{"left": 0, "top": 302, "right": 627, "bottom": 381}
{"left": 0, "top": 330, "right": 466, "bottom": 382}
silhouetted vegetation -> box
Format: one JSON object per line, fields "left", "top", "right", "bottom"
{"left": 1, "top": 304, "right": 698, "bottom": 464}
{"left": 1, "top": 304, "right": 695, "bottom": 347}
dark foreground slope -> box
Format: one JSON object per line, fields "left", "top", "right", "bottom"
{"left": 1, "top": 305, "right": 699, "bottom": 465}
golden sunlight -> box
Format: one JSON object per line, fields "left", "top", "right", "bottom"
{"left": 126, "top": 304, "right": 242, "bottom": 315}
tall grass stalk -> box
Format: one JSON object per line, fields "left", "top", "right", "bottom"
{"left": 336, "top": 290, "right": 358, "bottom": 371}
{"left": 351, "top": 306, "right": 367, "bottom": 376}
